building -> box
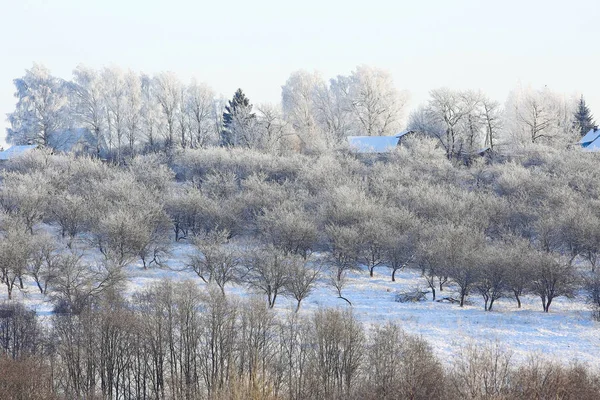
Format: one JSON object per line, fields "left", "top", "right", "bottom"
{"left": 347, "top": 130, "right": 413, "bottom": 154}
{"left": 0, "top": 144, "right": 38, "bottom": 161}
{"left": 580, "top": 127, "right": 600, "bottom": 151}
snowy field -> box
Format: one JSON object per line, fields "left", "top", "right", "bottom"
{"left": 5, "top": 239, "right": 600, "bottom": 369}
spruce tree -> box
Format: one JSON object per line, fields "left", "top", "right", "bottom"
{"left": 574, "top": 95, "right": 596, "bottom": 136}
{"left": 221, "top": 89, "right": 255, "bottom": 146}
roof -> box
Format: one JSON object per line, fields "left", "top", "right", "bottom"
{"left": 0, "top": 144, "right": 38, "bottom": 160}
{"left": 579, "top": 128, "right": 600, "bottom": 146}
{"left": 583, "top": 138, "right": 600, "bottom": 152}
{"left": 347, "top": 135, "right": 400, "bottom": 153}
{"left": 395, "top": 129, "right": 414, "bottom": 138}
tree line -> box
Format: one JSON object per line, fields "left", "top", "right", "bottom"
{"left": 1, "top": 287, "right": 600, "bottom": 400}
{"left": 6, "top": 64, "right": 596, "bottom": 161}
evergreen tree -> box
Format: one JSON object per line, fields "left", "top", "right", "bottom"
{"left": 574, "top": 95, "right": 596, "bottom": 136}
{"left": 221, "top": 89, "right": 255, "bottom": 146}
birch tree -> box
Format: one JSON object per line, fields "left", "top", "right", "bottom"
{"left": 7, "top": 63, "right": 68, "bottom": 146}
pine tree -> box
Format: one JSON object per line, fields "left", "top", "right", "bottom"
{"left": 221, "top": 89, "right": 255, "bottom": 146}
{"left": 574, "top": 95, "right": 596, "bottom": 136}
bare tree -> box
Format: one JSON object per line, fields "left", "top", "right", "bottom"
{"left": 412, "top": 88, "right": 480, "bottom": 160}
{"left": 188, "top": 230, "right": 241, "bottom": 295}
{"left": 346, "top": 65, "right": 407, "bottom": 136}
{"left": 328, "top": 268, "right": 352, "bottom": 306}
{"left": 153, "top": 72, "right": 181, "bottom": 150}
{"left": 185, "top": 79, "right": 216, "bottom": 147}
{"left": 528, "top": 252, "right": 577, "bottom": 312}
{"left": 102, "top": 67, "right": 127, "bottom": 162}
{"left": 382, "top": 209, "right": 418, "bottom": 282}
{"left": 310, "top": 308, "right": 364, "bottom": 399}
{"left": 284, "top": 256, "right": 321, "bottom": 311}
{"left": 50, "top": 253, "right": 126, "bottom": 314}
{"left": 71, "top": 64, "right": 106, "bottom": 156}
{"left": 451, "top": 342, "right": 513, "bottom": 400}
{"left": 475, "top": 244, "right": 509, "bottom": 311}
{"left": 26, "top": 232, "right": 60, "bottom": 294}
{"left": 244, "top": 246, "right": 292, "bottom": 308}
{"left": 326, "top": 224, "right": 360, "bottom": 281}
{"left": 504, "top": 86, "right": 576, "bottom": 147}
{"left": 124, "top": 70, "right": 142, "bottom": 154}
{"left": 0, "top": 171, "right": 51, "bottom": 234}
{"left": 0, "top": 217, "right": 31, "bottom": 300}
{"left": 258, "top": 204, "right": 317, "bottom": 259}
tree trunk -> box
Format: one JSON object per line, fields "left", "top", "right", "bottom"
{"left": 337, "top": 296, "right": 352, "bottom": 306}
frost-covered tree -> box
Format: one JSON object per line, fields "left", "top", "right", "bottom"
{"left": 140, "top": 74, "right": 163, "bottom": 151}
{"left": 0, "top": 171, "right": 51, "bottom": 233}
{"left": 410, "top": 88, "right": 480, "bottom": 160}
{"left": 185, "top": 80, "right": 216, "bottom": 147}
{"left": 504, "top": 86, "right": 576, "bottom": 147}
{"left": 284, "top": 256, "right": 320, "bottom": 311}
{"left": 101, "top": 67, "right": 127, "bottom": 161}
{"left": 281, "top": 70, "right": 324, "bottom": 148}
{"left": 0, "top": 216, "right": 31, "bottom": 300}
{"left": 7, "top": 64, "right": 68, "bottom": 146}
{"left": 188, "top": 230, "right": 241, "bottom": 294}
{"left": 244, "top": 246, "right": 292, "bottom": 308}
{"left": 481, "top": 96, "right": 503, "bottom": 151}
{"left": 153, "top": 71, "right": 182, "bottom": 149}
{"left": 345, "top": 65, "right": 407, "bottom": 136}
{"left": 255, "top": 103, "right": 292, "bottom": 151}
{"left": 573, "top": 95, "right": 596, "bottom": 136}
{"left": 124, "top": 70, "right": 142, "bottom": 154}
{"left": 71, "top": 65, "right": 106, "bottom": 156}
{"left": 258, "top": 203, "right": 317, "bottom": 259}
{"left": 312, "top": 75, "right": 351, "bottom": 145}
{"left": 528, "top": 252, "right": 577, "bottom": 312}
{"left": 221, "top": 89, "right": 257, "bottom": 147}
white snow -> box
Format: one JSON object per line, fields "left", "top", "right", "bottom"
{"left": 3, "top": 239, "right": 599, "bottom": 368}
{"left": 347, "top": 135, "right": 400, "bottom": 153}
{"left": 0, "top": 144, "right": 38, "bottom": 160}
{"left": 580, "top": 128, "right": 600, "bottom": 146}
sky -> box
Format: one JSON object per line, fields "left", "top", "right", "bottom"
{"left": 1, "top": 0, "right": 599, "bottom": 148}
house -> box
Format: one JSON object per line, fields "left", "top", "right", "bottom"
{"left": 347, "top": 130, "right": 414, "bottom": 154}
{"left": 48, "top": 128, "right": 107, "bottom": 157}
{"left": 580, "top": 127, "right": 600, "bottom": 151}
{"left": 0, "top": 144, "right": 38, "bottom": 161}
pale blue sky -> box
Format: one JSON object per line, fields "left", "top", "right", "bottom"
{"left": 1, "top": 0, "right": 599, "bottom": 147}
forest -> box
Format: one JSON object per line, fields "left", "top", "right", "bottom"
{"left": 1, "top": 63, "right": 600, "bottom": 399}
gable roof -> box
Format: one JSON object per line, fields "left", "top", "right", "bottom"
{"left": 395, "top": 129, "right": 414, "bottom": 139}
{"left": 347, "top": 135, "right": 400, "bottom": 153}
{"left": 0, "top": 144, "right": 38, "bottom": 160}
{"left": 580, "top": 128, "right": 600, "bottom": 146}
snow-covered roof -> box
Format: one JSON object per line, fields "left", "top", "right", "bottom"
{"left": 583, "top": 137, "right": 600, "bottom": 152}
{"left": 394, "top": 129, "right": 413, "bottom": 138}
{"left": 347, "top": 135, "right": 400, "bottom": 153}
{"left": 0, "top": 144, "right": 38, "bottom": 160}
{"left": 579, "top": 128, "right": 600, "bottom": 145}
